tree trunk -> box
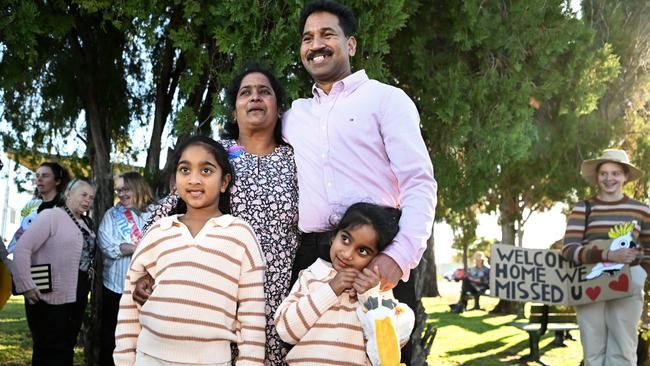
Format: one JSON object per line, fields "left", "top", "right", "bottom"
{"left": 145, "top": 9, "right": 185, "bottom": 194}
{"left": 69, "top": 6, "right": 127, "bottom": 364}
{"left": 491, "top": 196, "right": 519, "bottom": 314}
{"left": 422, "top": 224, "right": 438, "bottom": 297}
{"left": 410, "top": 247, "right": 437, "bottom": 365}
{"left": 462, "top": 243, "right": 468, "bottom": 270}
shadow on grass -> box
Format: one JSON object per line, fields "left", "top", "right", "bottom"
{"left": 424, "top": 295, "right": 583, "bottom": 366}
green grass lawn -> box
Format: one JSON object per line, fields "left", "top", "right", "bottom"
{"left": 1, "top": 294, "right": 583, "bottom": 365}
{"left": 0, "top": 296, "right": 84, "bottom": 365}
{"left": 426, "top": 294, "right": 583, "bottom": 366}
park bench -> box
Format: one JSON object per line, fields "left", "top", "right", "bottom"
{"left": 462, "top": 288, "right": 490, "bottom": 310}
{"left": 512, "top": 303, "right": 579, "bottom": 361}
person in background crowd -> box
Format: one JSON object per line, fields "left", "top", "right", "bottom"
{"left": 451, "top": 251, "right": 490, "bottom": 313}
{"left": 97, "top": 172, "right": 155, "bottom": 366}
{"left": 8, "top": 162, "right": 71, "bottom": 253}
{"left": 12, "top": 178, "right": 97, "bottom": 365}
{"left": 562, "top": 149, "right": 650, "bottom": 366}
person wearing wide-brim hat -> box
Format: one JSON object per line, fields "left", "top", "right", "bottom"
{"left": 562, "top": 148, "right": 650, "bottom": 366}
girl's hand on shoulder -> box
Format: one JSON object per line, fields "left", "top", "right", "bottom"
{"left": 329, "top": 268, "right": 359, "bottom": 296}
{"left": 353, "top": 266, "right": 380, "bottom": 295}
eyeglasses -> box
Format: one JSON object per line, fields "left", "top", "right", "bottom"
{"left": 116, "top": 187, "right": 131, "bottom": 194}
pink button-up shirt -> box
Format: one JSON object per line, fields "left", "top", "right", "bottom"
{"left": 282, "top": 70, "right": 437, "bottom": 280}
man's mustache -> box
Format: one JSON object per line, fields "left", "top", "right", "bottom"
{"left": 307, "top": 48, "right": 334, "bottom": 61}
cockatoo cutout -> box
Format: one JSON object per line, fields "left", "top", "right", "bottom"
{"left": 357, "top": 295, "right": 415, "bottom": 366}
{"left": 586, "top": 221, "right": 637, "bottom": 280}
{"left": 7, "top": 199, "right": 42, "bottom": 253}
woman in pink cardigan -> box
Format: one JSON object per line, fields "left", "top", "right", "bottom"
{"left": 12, "top": 178, "right": 97, "bottom": 366}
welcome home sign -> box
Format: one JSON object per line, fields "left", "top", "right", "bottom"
{"left": 490, "top": 241, "right": 632, "bottom": 306}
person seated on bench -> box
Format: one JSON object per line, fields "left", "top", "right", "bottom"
{"left": 451, "top": 251, "right": 490, "bottom": 313}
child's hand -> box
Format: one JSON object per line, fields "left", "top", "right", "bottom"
{"left": 329, "top": 268, "right": 359, "bottom": 296}
{"left": 353, "top": 266, "right": 380, "bottom": 294}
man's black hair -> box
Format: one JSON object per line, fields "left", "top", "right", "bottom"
{"left": 298, "top": 0, "right": 358, "bottom": 37}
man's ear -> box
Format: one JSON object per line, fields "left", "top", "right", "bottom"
{"left": 347, "top": 36, "right": 357, "bottom": 57}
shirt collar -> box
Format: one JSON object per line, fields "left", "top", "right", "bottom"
{"left": 311, "top": 69, "right": 368, "bottom": 102}
{"left": 159, "top": 214, "right": 236, "bottom": 231}
{"left": 309, "top": 258, "right": 337, "bottom": 280}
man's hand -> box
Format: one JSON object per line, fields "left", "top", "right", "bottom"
{"left": 329, "top": 268, "right": 359, "bottom": 296}
{"left": 133, "top": 274, "right": 154, "bottom": 305}
{"left": 23, "top": 288, "right": 41, "bottom": 305}
{"left": 119, "top": 243, "right": 137, "bottom": 256}
{"left": 367, "top": 253, "right": 403, "bottom": 291}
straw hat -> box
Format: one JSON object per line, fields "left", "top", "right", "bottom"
{"left": 580, "top": 149, "right": 644, "bottom": 186}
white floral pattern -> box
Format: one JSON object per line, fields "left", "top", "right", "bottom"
{"left": 222, "top": 139, "right": 299, "bottom": 366}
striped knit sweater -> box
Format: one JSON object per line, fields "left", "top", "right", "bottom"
{"left": 275, "top": 259, "right": 383, "bottom": 366}
{"left": 562, "top": 196, "right": 650, "bottom": 273}
{"left": 113, "top": 214, "right": 266, "bottom": 365}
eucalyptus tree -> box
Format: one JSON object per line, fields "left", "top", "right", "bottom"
{"left": 1, "top": 1, "right": 414, "bottom": 363}
{"left": 388, "top": 0, "right": 619, "bottom": 316}
{"left": 0, "top": 0, "right": 140, "bottom": 222}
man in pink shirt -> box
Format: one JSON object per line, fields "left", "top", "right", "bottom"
{"left": 284, "top": 1, "right": 437, "bottom": 363}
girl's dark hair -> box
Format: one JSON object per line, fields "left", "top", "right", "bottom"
{"left": 34, "top": 162, "right": 71, "bottom": 204}
{"left": 299, "top": 0, "right": 358, "bottom": 37}
{"left": 333, "top": 203, "right": 401, "bottom": 252}
{"left": 222, "top": 62, "right": 286, "bottom": 145}
{"left": 171, "top": 135, "right": 235, "bottom": 214}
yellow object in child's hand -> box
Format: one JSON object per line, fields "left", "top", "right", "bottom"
{"left": 375, "top": 316, "right": 400, "bottom": 366}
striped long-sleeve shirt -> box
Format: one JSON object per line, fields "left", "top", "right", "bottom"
{"left": 562, "top": 196, "right": 650, "bottom": 272}
{"left": 97, "top": 205, "right": 151, "bottom": 294}
{"left": 275, "top": 259, "right": 377, "bottom": 366}
{"left": 113, "top": 214, "right": 266, "bottom": 365}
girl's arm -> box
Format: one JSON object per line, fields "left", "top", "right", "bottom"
{"left": 274, "top": 271, "right": 339, "bottom": 345}
{"left": 113, "top": 234, "right": 154, "bottom": 366}
{"left": 235, "top": 228, "right": 266, "bottom": 365}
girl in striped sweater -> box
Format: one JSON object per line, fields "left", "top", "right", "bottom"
{"left": 114, "top": 136, "right": 266, "bottom": 366}
{"left": 562, "top": 149, "right": 650, "bottom": 366}
{"left": 275, "top": 203, "right": 406, "bottom": 365}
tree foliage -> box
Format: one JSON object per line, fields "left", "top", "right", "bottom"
{"left": 582, "top": 0, "right": 650, "bottom": 199}
{"left": 387, "top": 0, "right": 622, "bottom": 315}
{"left": 1, "top": 0, "right": 647, "bottom": 361}
{"left": 1, "top": 1, "right": 412, "bottom": 364}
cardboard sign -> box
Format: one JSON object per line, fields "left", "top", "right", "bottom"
{"left": 490, "top": 241, "right": 632, "bottom": 306}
